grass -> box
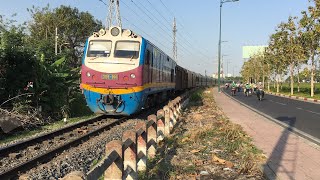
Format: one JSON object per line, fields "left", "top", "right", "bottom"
{"left": 268, "top": 82, "right": 320, "bottom": 99}
{"left": 142, "top": 88, "right": 265, "bottom": 179}
{"left": 193, "top": 116, "right": 264, "bottom": 174}
{"left": 139, "top": 136, "right": 177, "bottom": 180}
{"left": 0, "top": 114, "right": 97, "bottom": 145}
{"left": 184, "top": 88, "right": 265, "bottom": 175}
{"left": 188, "top": 88, "right": 205, "bottom": 108}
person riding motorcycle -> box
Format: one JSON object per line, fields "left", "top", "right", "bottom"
{"left": 251, "top": 83, "right": 257, "bottom": 93}
{"left": 231, "top": 81, "right": 237, "bottom": 96}
{"left": 256, "top": 82, "right": 264, "bottom": 100}
{"left": 244, "top": 83, "right": 251, "bottom": 96}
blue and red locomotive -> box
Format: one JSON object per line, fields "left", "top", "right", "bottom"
{"left": 80, "top": 26, "right": 215, "bottom": 115}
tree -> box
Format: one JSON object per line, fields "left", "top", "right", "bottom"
{"left": 25, "top": 5, "right": 102, "bottom": 118}
{"left": 27, "top": 5, "right": 102, "bottom": 67}
{"left": 279, "top": 16, "right": 305, "bottom": 95}
{"left": 267, "top": 28, "right": 289, "bottom": 93}
{"left": 1, "top": 5, "right": 100, "bottom": 121}
{"left": 299, "top": 1, "right": 320, "bottom": 97}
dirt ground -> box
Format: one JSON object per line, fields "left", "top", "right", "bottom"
{"left": 144, "top": 88, "right": 266, "bottom": 180}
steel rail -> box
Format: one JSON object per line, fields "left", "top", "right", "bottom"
{"left": 0, "top": 116, "right": 127, "bottom": 179}
{"left": 0, "top": 115, "right": 105, "bottom": 156}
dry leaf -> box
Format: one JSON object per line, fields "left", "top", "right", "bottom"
{"left": 190, "top": 149, "right": 201, "bottom": 153}
{"left": 212, "top": 154, "right": 226, "bottom": 164}
{"left": 181, "top": 137, "right": 190, "bottom": 143}
{"left": 225, "top": 161, "right": 234, "bottom": 168}
{"left": 194, "top": 160, "right": 203, "bottom": 166}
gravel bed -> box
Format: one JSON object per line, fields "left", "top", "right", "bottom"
{"left": 0, "top": 116, "right": 99, "bottom": 149}
{"left": 24, "top": 119, "right": 143, "bottom": 179}
{"left": 0, "top": 118, "right": 114, "bottom": 174}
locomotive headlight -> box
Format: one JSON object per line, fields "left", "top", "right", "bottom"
{"left": 130, "top": 73, "right": 136, "bottom": 79}
{"left": 86, "top": 72, "right": 91, "bottom": 77}
{"left": 111, "top": 27, "right": 120, "bottom": 36}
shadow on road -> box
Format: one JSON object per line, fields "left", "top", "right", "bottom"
{"left": 263, "top": 117, "right": 298, "bottom": 180}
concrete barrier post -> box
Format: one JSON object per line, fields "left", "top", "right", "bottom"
{"left": 172, "top": 99, "right": 179, "bottom": 120}
{"left": 168, "top": 102, "right": 176, "bottom": 128}
{"left": 156, "top": 109, "right": 165, "bottom": 142}
{"left": 122, "top": 130, "right": 137, "bottom": 180}
{"left": 147, "top": 115, "right": 157, "bottom": 158}
{"left": 163, "top": 106, "right": 170, "bottom": 136}
{"left": 135, "top": 121, "right": 147, "bottom": 172}
{"left": 176, "top": 97, "right": 182, "bottom": 115}
{"left": 105, "top": 140, "right": 122, "bottom": 180}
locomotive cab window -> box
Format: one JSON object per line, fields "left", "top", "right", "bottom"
{"left": 114, "top": 41, "right": 140, "bottom": 59}
{"left": 87, "top": 40, "right": 112, "bottom": 57}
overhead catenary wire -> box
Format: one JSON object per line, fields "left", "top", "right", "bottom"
{"left": 131, "top": 0, "right": 213, "bottom": 64}
{"left": 98, "top": 0, "right": 171, "bottom": 53}
{"left": 122, "top": 16, "right": 171, "bottom": 53}
{"left": 121, "top": 1, "right": 172, "bottom": 53}
{"left": 123, "top": 0, "right": 204, "bottom": 61}
{"left": 131, "top": 0, "right": 208, "bottom": 61}
{"left": 98, "top": 0, "right": 214, "bottom": 68}
{"left": 158, "top": 0, "right": 212, "bottom": 57}
{"left": 143, "top": 0, "right": 212, "bottom": 61}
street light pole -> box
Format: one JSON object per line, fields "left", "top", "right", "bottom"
{"left": 217, "top": 1, "right": 223, "bottom": 92}
{"left": 217, "top": 0, "right": 238, "bottom": 92}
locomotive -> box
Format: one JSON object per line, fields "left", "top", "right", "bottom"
{"left": 80, "top": 26, "right": 215, "bottom": 115}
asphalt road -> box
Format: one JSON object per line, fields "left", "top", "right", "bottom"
{"left": 223, "top": 88, "right": 320, "bottom": 141}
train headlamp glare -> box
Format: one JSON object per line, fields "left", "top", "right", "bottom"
{"left": 86, "top": 72, "right": 91, "bottom": 77}
{"left": 130, "top": 74, "right": 136, "bottom": 79}
{"left": 111, "top": 27, "right": 120, "bottom": 36}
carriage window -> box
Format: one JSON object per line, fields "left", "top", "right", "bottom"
{"left": 114, "top": 41, "right": 140, "bottom": 59}
{"left": 87, "top": 40, "right": 112, "bottom": 57}
{"left": 145, "top": 50, "right": 150, "bottom": 65}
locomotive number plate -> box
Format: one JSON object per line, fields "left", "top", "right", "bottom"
{"left": 102, "top": 74, "right": 118, "bottom": 80}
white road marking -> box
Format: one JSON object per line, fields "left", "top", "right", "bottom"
{"left": 296, "top": 107, "right": 320, "bottom": 116}
{"left": 306, "top": 110, "right": 320, "bottom": 116}
{"left": 269, "top": 100, "right": 286, "bottom": 106}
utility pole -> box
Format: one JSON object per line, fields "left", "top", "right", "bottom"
{"left": 217, "top": 0, "right": 239, "bottom": 92}
{"left": 107, "top": 0, "right": 122, "bottom": 28}
{"left": 55, "top": 27, "right": 58, "bottom": 55}
{"left": 173, "top": 17, "right": 178, "bottom": 61}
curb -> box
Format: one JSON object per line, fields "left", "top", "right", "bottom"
{"left": 266, "top": 91, "right": 320, "bottom": 104}
{"left": 220, "top": 89, "right": 320, "bottom": 180}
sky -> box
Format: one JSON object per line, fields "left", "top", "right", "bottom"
{"left": 0, "top": 0, "right": 311, "bottom": 76}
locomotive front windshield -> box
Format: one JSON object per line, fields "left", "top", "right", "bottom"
{"left": 114, "top": 41, "right": 140, "bottom": 59}
{"left": 87, "top": 40, "right": 112, "bottom": 57}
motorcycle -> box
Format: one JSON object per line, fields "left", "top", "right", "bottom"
{"left": 231, "top": 87, "right": 236, "bottom": 96}
{"left": 245, "top": 88, "right": 251, "bottom": 97}
{"left": 256, "top": 89, "right": 264, "bottom": 101}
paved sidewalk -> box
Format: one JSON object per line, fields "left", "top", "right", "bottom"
{"left": 213, "top": 88, "right": 320, "bottom": 180}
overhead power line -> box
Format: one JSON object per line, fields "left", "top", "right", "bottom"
{"left": 157, "top": 0, "right": 212, "bottom": 57}
{"left": 98, "top": 0, "right": 214, "bottom": 67}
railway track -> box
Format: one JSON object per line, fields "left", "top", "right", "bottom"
{"left": 0, "top": 115, "right": 128, "bottom": 179}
